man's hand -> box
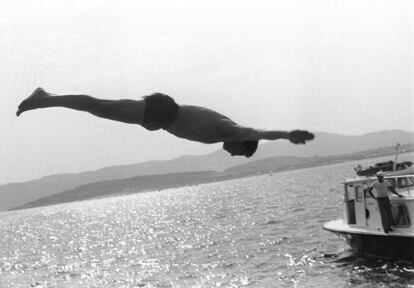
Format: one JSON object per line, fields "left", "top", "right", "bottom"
{"left": 398, "top": 194, "right": 404, "bottom": 198}
{"left": 288, "top": 130, "right": 315, "bottom": 144}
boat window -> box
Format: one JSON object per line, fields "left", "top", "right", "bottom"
{"left": 392, "top": 204, "right": 411, "bottom": 227}
{"left": 397, "top": 177, "right": 414, "bottom": 188}
{"left": 346, "top": 185, "right": 354, "bottom": 201}
{"left": 355, "top": 186, "right": 363, "bottom": 202}
{"left": 387, "top": 178, "right": 396, "bottom": 189}
{"left": 397, "top": 178, "right": 407, "bottom": 188}
{"left": 345, "top": 185, "right": 356, "bottom": 224}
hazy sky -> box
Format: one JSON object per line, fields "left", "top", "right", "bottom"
{"left": 1, "top": 0, "right": 413, "bottom": 184}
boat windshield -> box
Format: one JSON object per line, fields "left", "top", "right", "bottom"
{"left": 387, "top": 176, "right": 414, "bottom": 189}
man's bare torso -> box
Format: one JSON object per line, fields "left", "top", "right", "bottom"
{"left": 166, "top": 105, "right": 238, "bottom": 143}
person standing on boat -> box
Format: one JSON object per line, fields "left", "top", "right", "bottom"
{"left": 368, "top": 171, "right": 403, "bottom": 233}
{"left": 16, "top": 88, "right": 314, "bottom": 158}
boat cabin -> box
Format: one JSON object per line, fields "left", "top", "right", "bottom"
{"left": 343, "top": 174, "right": 414, "bottom": 233}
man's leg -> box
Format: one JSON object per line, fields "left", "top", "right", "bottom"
{"left": 385, "top": 199, "right": 396, "bottom": 228}
{"left": 378, "top": 198, "right": 390, "bottom": 233}
{"left": 16, "top": 88, "right": 145, "bottom": 124}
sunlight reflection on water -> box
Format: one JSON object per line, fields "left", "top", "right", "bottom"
{"left": 1, "top": 155, "right": 413, "bottom": 287}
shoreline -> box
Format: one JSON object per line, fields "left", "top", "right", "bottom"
{"left": 9, "top": 147, "right": 414, "bottom": 212}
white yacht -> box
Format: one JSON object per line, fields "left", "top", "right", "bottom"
{"left": 323, "top": 167, "right": 414, "bottom": 260}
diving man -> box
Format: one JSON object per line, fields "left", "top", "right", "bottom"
{"left": 17, "top": 88, "right": 315, "bottom": 157}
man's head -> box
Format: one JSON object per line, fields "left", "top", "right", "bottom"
{"left": 223, "top": 141, "right": 258, "bottom": 158}
{"left": 376, "top": 171, "right": 385, "bottom": 182}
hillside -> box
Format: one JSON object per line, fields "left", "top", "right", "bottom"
{"left": 225, "top": 145, "right": 414, "bottom": 175}
{"left": 1, "top": 130, "right": 413, "bottom": 211}
{"left": 14, "top": 171, "right": 222, "bottom": 210}
{"left": 12, "top": 144, "right": 414, "bottom": 211}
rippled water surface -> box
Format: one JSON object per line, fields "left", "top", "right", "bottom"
{"left": 1, "top": 156, "right": 414, "bottom": 287}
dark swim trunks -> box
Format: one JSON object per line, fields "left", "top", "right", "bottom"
{"left": 142, "top": 93, "right": 179, "bottom": 131}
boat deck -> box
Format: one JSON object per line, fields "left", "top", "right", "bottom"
{"left": 323, "top": 219, "right": 414, "bottom": 238}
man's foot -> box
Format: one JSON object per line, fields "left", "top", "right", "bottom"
{"left": 288, "top": 130, "right": 315, "bottom": 144}
{"left": 16, "top": 87, "right": 49, "bottom": 116}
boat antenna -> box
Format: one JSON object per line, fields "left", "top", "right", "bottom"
{"left": 393, "top": 143, "right": 400, "bottom": 170}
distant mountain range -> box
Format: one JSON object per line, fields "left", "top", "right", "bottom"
{"left": 14, "top": 144, "right": 414, "bottom": 210}
{"left": 2, "top": 129, "right": 414, "bottom": 211}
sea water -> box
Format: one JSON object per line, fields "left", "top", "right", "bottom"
{"left": 1, "top": 155, "right": 414, "bottom": 288}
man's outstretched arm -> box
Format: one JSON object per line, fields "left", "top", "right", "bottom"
{"left": 261, "top": 130, "right": 314, "bottom": 144}
{"left": 230, "top": 126, "right": 315, "bottom": 144}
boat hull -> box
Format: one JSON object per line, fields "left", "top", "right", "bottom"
{"left": 332, "top": 231, "right": 414, "bottom": 261}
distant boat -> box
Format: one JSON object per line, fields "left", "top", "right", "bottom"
{"left": 354, "top": 143, "right": 412, "bottom": 177}
{"left": 354, "top": 160, "right": 412, "bottom": 177}
{"left": 324, "top": 166, "right": 414, "bottom": 260}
